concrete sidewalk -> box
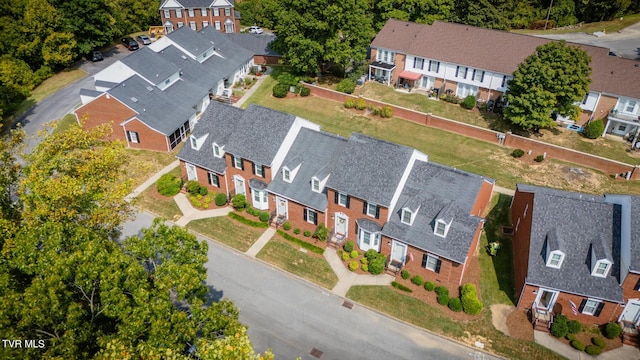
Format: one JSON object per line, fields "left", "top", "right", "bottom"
{"left": 233, "top": 67, "right": 272, "bottom": 108}
{"left": 246, "top": 227, "right": 276, "bottom": 257}
{"left": 324, "top": 247, "right": 394, "bottom": 297}
{"left": 173, "top": 193, "right": 232, "bottom": 226}
{"left": 534, "top": 330, "right": 640, "bottom": 360}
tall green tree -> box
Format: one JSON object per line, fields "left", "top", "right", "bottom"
{"left": 504, "top": 41, "right": 592, "bottom": 130}
{"left": 270, "top": 0, "right": 374, "bottom": 75}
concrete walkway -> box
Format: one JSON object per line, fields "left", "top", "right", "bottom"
{"left": 493, "top": 185, "right": 515, "bottom": 196}
{"left": 245, "top": 227, "right": 276, "bottom": 257}
{"left": 324, "top": 247, "right": 394, "bottom": 297}
{"left": 233, "top": 67, "right": 272, "bottom": 108}
{"left": 534, "top": 330, "right": 640, "bottom": 360}
{"left": 172, "top": 193, "right": 233, "bottom": 226}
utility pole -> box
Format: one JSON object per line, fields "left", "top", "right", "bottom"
{"left": 544, "top": 0, "right": 554, "bottom": 30}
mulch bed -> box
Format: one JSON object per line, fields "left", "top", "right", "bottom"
{"left": 507, "top": 309, "right": 534, "bottom": 341}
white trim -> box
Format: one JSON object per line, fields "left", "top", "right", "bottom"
{"left": 233, "top": 156, "right": 243, "bottom": 169}
{"left": 311, "top": 177, "right": 321, "bottom": 193}
{"left": 276, "top": 196, "right": 288, "bottom": 218}
{"left": 366, "top": 202, "right": 377, "bottom": 217}
{"left": 358, "top": 228, "right": 380, "bottom": 252}
{"left": 387, "top": 150, "right": 429, "bottom": 221}
{"left": 423, "top": 254, "right": 439, "bottom": 272}
{"left": 401, "top": 208, "right": 414, "bottom": 225}
{"left": 282, "top": 167, "right": 291, "bottom": 183}
{"left": 233, "top": 175, "right": 245, "bottom": 196}
{"left": 592, "top": 259, "right": 612, "bottom": 278}
{"left": 251, "top": 189, "right": 268, "bottom": 210}
{"left": 337, "top": 193, "right": 348, "bottom": 207}
{"left": 546, "top": 250, "right": 565, "bottom": 269}
{"left": 534, "top": 288, "right": 559, "bottom": 312}
{"left": 270, "top": 117, "right": 321, "bottom": 180}
{"left": 213, "top": 143, "right": 224, "bottom": 158}
{"left": 186, "top": 163, "right": 197, "bottom": 181}
{"left": 335, "top": 212, "right": 348, "bottom": 235}
{"left": 582, "top": 298, "right": 601, "bottom": 316}
{"left": 390, "top": 241, "right": 407, "bottom": 263}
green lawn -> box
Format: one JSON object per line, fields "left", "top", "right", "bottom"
{"left": 187, "top": 216, "right": 265, "bottom": 252}
{"left": 134, "top": 166, "right": 183, "bottom": 221}
{"left": 53, "top": 114, "right": 79, "bottom": 134}
{"left": 256, "top": 235, "right": 338, "bottom": 289}
{"left": 512, "top": 14, "right": 640, "bottom": 35}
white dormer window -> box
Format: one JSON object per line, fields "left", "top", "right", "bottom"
{"left": 283, "top": 167, "right": 291, "bottom": 183}
{"left": 401, "top": 209, "right": 413, "bottom": 225}
{"left": 190, "top": 134, "right": 208, "bottom": 150}
{"left": 312, "top": 178, "right": 320, "bottom": 193}
{"left": 213, "top": 143, "right": 223, "bottom": 158}
{"left": 592, "top": 260, "right": 612, "bottom": 278}
{"left": 435, "top": 221, "right": 447, "bottom": 236}
{"left": 546, "top": 251, "right": 565, "bottom": 269}
{"left": 190, "top": 136, "right": 197, "bottom": 149}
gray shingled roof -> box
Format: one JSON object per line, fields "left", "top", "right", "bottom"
{"left": 517, "top": 184, "right": 623, "bottom": 303}
{"left": 382, "top": 161, "right": 491, "bottom": 264}
{"left": 604, "top": 194, "right": 640, "bottom": 274}
{"left": 79, "top": 89, "right": 102, "bottom": 98}
{"left": 630, "top": 196, "right": 640, "bottom": 272}
{"left": 225, "top": 33, "right": 279, "bottom": 56}
{"left": 94, "top": 80, "right": 118, "bottom": 89}
{"left": 120, "top": 47, "right": 179, "bottom": 86}
{"left": 107, "top": 75, "right": 193, "bottom": 135}
{"left": 166, "top": 25, "right": 215, "bottom": 57}
{"left": 223, "top": 104, "right": 297, "bottom": 166}
{"left": 198, "top": 26, "right": 255, "bottom": 65}
{"left": 325, "top": 133, "right": 414, "bottom": 207}
{"left": 177, "top": 101, "right": 245, "bottom": 173}
{"left": 267, "top": 128, "right": 348, "bottom": 211}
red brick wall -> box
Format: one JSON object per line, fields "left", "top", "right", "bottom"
{"left": 123, "top": 118, "right": 169, "bottom": 152}
{"left": 380, "top": 237, "right": 465, "bottom": 295}
{"left": 306, "top": 84, "right": 638, "bottom": 179}
{"left": 326, "top": 188, "right": 388, "bottom": 244}
{"left": 594, "top": 94, "right": 618, "bottom": 121}
{"left": 518, "top": 284, "right": 622, "bottom": 326}
{"left": 225, "top": 154, "right": 272, "bottom": 198}
{"left": 512, "top": 189, "right": 534, "bottom": 301}
{"left": 622, "top": 272, "right": 640, "bottom": 301}
{"left": 179, "top": 160, "right": 229, "bottom": 196}
{"left": 274, "top": 198, "right": 327, "bottom": 235}
{"left": 471, "top": 180, "right": 494, "bottom": 217}
{"left": 75, "top": 94, "right": 136, "bottom": 142}
{"left": 391, "top": 53, "right": 406, "bottom": 85}
{"left": 254, "top": 55, "right": 281, "bottom": 65}
{"left": 161, "top": 7, "right": 240, "bottom": 33}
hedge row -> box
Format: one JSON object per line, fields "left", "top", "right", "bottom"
{"left": 228, "top": 212, "right": 269, "bottom": 228}
{"left": 276, "top": 229, "right": 324, "bottom": 255}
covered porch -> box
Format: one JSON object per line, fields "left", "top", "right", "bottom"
{"left": 603, "top": 110, "right": 640, "bottom": 148}
{"left": 368, "top": 61, "right": 395, "bottom": 86}
{"left": 395, "top": 71, "right": 422, "bottom": 92}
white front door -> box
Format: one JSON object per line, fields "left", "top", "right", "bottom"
{"left": 391, "top": 241, "right": 407, "bottom": 263}
{"left": 620, "top": 299, "right": 640, "bottom": 325}
{"left": 359, "top": 229, "right": 380, "bottom": 252}
{"left": 234, "top": 176, "right": 245, "bottom": 196}
{"left": 534, "top": 288, "right": 558, "bottom": 312}
{"left": 186, "top": 163, "right": 197, "bottom": 181}
{"left": 335, "top": 213, "right": 348, "bottom": 235}
{"left": 276, "top": 197, "right": 288, "bottom": 218}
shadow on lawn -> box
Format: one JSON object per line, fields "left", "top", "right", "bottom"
{"left": 484, "top": 193, "right": 517, "bottom": 304}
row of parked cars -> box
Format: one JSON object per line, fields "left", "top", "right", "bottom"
{"left": 88, "top": 35, "right": 152, "bottom": 62}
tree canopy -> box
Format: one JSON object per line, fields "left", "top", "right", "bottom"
{"left": 0, "top": 124, "right": 269, "bottom": 359}
{"left": 504, "top": 41, "right": 592, "bottom": 130}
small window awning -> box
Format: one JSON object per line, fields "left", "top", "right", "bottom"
{"left": 398, "top": 71, "right": 422, "bottom": 81}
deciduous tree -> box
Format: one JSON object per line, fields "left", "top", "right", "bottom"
{"left": 504, "top": 41, "right": 591, "bottom": 131}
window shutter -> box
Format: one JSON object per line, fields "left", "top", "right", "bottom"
{"left": 436, "top": 62, "right": 440, "bottom": 72}
{"left": 363, "top": 201, "right": 368, "bottom": 215}
{"left": 480, "top": 71, "right": 485, "bottom": 82}
{"left": 472, "top": 69, "right": 476, "bottom": 80}
{"left": 313, "top": 212, "right": 318, "bottom": 225}
{"left": 334, "top": 191, "right": 338, "bottom": 204}
{"left": 126, "top": 131, "right": 131, "bottom": 142}
{"left": 240, "top": 159, "right": 244, "bottom": 171}
{"left": 303, "top": 209, "right": 307, "bottom": 221}
{"left": 252, "top": 163, "right": 256, "bottom": 175}
{"left": 230, "top": 154, "right": 235, "bottom": 166}
{"left": 421, "top": 254, "right": 428, "bottom": 268}
{"left": 594, "top": 302, "right": 604, "bottom": 317}
{"left": 375, "top": 206, "right": 380, "bottom": 219}
{"left": 578, "top": 299, "right": 586, "bottom": 313}
{"left": 346, "top": 196, "right": 350, "bottom": 209}
{"left": 435, "top": 259, "right": 442, "bottom": 274}
{"left": 456, "top": 66, "right": 460, "bottom": 77}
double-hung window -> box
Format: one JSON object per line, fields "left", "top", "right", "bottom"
{"left": 163, "top": 9, "right": 170, "bottom": 18}
{"left": 422, "top": 254, "right": 441, "bottom": 272}
{"left": 338, "top": 193, "right": 348, "bottom": 207}
{"left": 201, "top": 8, "right": 207, "bottom": 16}
{"left": 413, "top": 57, "right": 424, "bottom": 70}
{"left": 428, "top": 60, "right": 440, "bottom": 73}
{"left": 213, "top": 8, "right": 220, "bottom": 16}
{"left": 208, "top": 172, "right": 219, "bottom": 187}
{"left": 214, "top": 21, "right": 221, "bottom": 30}
{"left": 254, "top": 164, "right": 264, "bottom": 178}
{"left": 312, "top": 178, "right": 320, "bottom": 192}
{"left": 304, "top": 208, "right": 318, "bottom": 225}
{"left": 581, "top": 299, "right": 602, "bottom": 316}
{"left": 224, "top": 8, "right": 231, "bottom": 16}
{"left": 189, "top": 21, "right": 196, "bottom": 30}
{"left": 127, "top": 131, "right": 139, "bottom": 143}
{"left": 456, "top": 66, "right": 467, "bottom": 79}
{"left": 233, "top": 156, "right": 243, "bottom": 169}
{"left": 188, "top": 8, "right": 195, "bottom": 17}
{"left": 401, "top": 209, "right": 412, "bottom": 225}
{"left": 472, "top": 69, "right": 484, "bottom": 82}
{"left": 176, "top": 9, "right": 183, "bottom": 18}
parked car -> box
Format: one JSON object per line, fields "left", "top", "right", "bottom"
{"left": 136, "top": 35, "right": 151, "bottom": 45}
{"left": 121, "top": 37, "right": 139, "bottom": 50}
{"left": 248, "top": 26, "right": 263, "bottom": 34}
{"left": 86, "top": 50, "right": 103, "bottom": 62}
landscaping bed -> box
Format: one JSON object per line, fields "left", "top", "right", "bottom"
{"left": 187, "top": 216, "right": 264, "bottom": 252}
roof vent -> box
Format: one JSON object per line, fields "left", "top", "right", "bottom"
{"left": 181, "top": 55, "right": 187, "bottom": 59}
{"left": 146, "top": 86, "right": 154, "bottom": 91}
{"left": 131, "top": 97, "right": 138, "bottom": 102}
{"left": 143, "top": 108, "right": 146, "bottom": 112}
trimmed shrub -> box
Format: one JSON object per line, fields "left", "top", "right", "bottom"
{"left": 336, "top": 79, "right": 356, "bottom": 94}
{"left": 592, "top": 337, "right": 606, "bottom": 348}
{"left": 460, "top": 284, "right": 483, "bottom": 315}
{"left": 364, "top": 249, "right": 378, "bottom": 261}
{"left": 228, "top": 212, "right": 268, "bottom": 228}
{"left": 360, "top": 257, "right": 368, "bottom": 265}
{"left": 435, "top": 286, "right": 449, "bottom": 297}
{"left": 272, "top": 83, "right": 288, "bottom": 98}
{"left": 605, "top": 322, "right": 622, "bottom": 339}
{"left": 342, "top": 252, "right": 350, "bottom": 261}
{"left": 231, "top": 194, "right": 247, "bottom": 210}
{"left": 276, "top": 230, "right": 324, "bottom": 254}
{"left": 567, "top": 320, "right": 582, "bottom": 334}
{"left": 282, "top": 221, "right": 292, "bottom": 231}
{"left": 350, "top": 250, "right": 359, "bottom": 259}
{"left": 448, "top": 297, "right": 463, "bottom": 312}
{"left": 437, "top": 293, "right": 449, "bottom": 306}
{"left": 585, "top": 345, "right": 603, "bottom": 356}
{"left": 411, "top": 275, "right": 425, "bottom": 286}
{"left": 361, "top": 264, "right": 368, "bottom": 272}
{"left": 424, "top": 282, "right": 435, "bottom": 291}
{"left": 344, "top": 240, "right": 355, "bottom": 253}
{"left": 185, "top": 180, "right": 202, "bottom": 193}
{"left": 156, "top": 173, "right": 182, "bottom": 196}
{"left": 380, "top": 105, "right": 393, "bottom": 118}
{"left": 303, "top": 230, "right": 311, "bottom": 237}
{"left": 391, "top": 281, "right": 412, "bottom": 293}
{"left": 461, "top": 95, "right": 476, "bottom": 110}
{"left": 214, "top": 193, "right": 227, "bottom": 206}
{"left": 551, "top": 319, "right": 569, "bottom": 338}
{"left": 534, "top": 155, "right": 545, "bottom": 162}
{"left": 294, "top": 228, "right": 301, "bottom": 235}
{"left": 258, "top": 211, "right": 270, "bottom": 222}
{"left": 583, "top": 119, "right": 604, "bottom": 139}
{"left": 349, "top": 261, "right": 359, "bottom": 271}
{"left": 368, "top": 253, "right": 386, "bottom": 275}
{"left": 566, "top": 333, "right": 576, "bottom": 341}
{"left": 314, "top": 223, "right": 329, "bottom": 241}
{"left": 344, "top": 99, "right": 355, "bottom": 109}
{"left": 355, "top": 98, "right": 367, "bottom": 110}
{"left": 401, "top": 270, "right": 410, "bottom": 280}
{"left": 571, "top": 340, "right": 585, "bottom": 351}
{"left": 300, "top": 87, "right": 311, "bottom": 97}
{"left": 511, "top": 149, "right": 525, "bottom": 158}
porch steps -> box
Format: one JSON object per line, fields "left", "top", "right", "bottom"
{"left": 622, "top": 332, "right": 640, "bottom": 346}
{"left": 533, "top": 319, "right": 551, "bottom": 333}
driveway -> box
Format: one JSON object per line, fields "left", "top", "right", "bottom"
{"left": 534, "top": 20, "right": 640, "bottom": 60}
{"left": 14, "top": 45, "right": 134, "bottom": 154}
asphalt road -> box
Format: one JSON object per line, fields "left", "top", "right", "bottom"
{"left": 14, "top": 45, "right": 132, "bottom": 154}
{"left": 120, "top": 212, "right": 499, "bottom": 360}
{"left": 534, "top": 20, "right": 640, "bottom": 60}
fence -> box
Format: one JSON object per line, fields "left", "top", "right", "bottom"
{"left": 305, "top": 83, "right": 640, "bottom": 180}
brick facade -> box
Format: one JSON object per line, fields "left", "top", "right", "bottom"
{"left": 325, "top": 188, "right": 389, "bottom": 244}
{"left": 225, "top": 154, "right": 272, "bottom": 198}
{"left": 594, "top": 94, "right": 619, "bottom": 122}
{"left": 179, "top": 160, "right": 229, "bottom": 196}
{"left": 122, "top": 118, "right": 170, "bottom": 152}
{"left": 622, "top": 272, "right": 640, "bottom": 301}
{"left": 274, "top": 197, "right": 328, "bottom": 235}
{"left": 253, "top": 55, "right": 281, "bottom": 66}
{"left": 161, "top": 7, "right": 240, "bottom": 33}
{"left": 511, "top": 189, "right": 534, "bottom": 299}
{"left": 74, "top": 94, "right": 136, "bottom": 142}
